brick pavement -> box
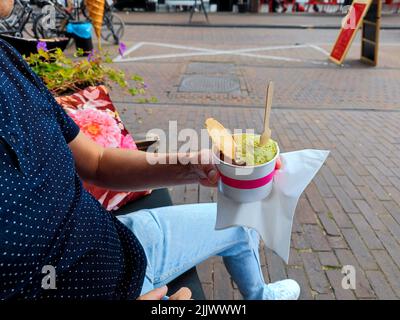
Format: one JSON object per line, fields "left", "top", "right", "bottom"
{"left": 117, "top": 12, "right": 400, "bottom": 29}
{"left": 110, "top": 24, "right": 400, "bottom": 300}
{"left": 118, "top": 105, "right": 400, "bottom": 300}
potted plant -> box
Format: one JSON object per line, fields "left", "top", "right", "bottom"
{"left": 24, "top": 41, "right": 156, "bottom": 103}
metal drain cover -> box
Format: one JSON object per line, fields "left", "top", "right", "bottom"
{"left": 179, "top": 75, "right": 241, "bottom": 93}
{"left": 186, "top": 62, "right": 236, "bottom": 74}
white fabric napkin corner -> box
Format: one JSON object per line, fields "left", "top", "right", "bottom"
{"left": 215, "top": 149, "right": 330, "bottom": 263}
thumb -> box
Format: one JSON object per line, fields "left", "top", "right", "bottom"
{"left": 137, "top": 286, "right": 168, "bottom": 300}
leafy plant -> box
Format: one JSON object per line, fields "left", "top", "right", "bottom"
{"left": 24, "top": 44, "right": 157, "bottom": 104}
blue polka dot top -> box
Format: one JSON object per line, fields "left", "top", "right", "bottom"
{"left": 0, "top": 39, "right": 146, "bottom": 300}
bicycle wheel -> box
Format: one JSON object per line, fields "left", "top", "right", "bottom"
{"left": 33, "top": 12, "right": 68, "bottom": 39}
{"left": 101, "top": 12, "right": 125, "bottom": 45}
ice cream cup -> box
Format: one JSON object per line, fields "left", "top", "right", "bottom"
{"left": 212, "top": 134, "right": 279, "bottom": 203}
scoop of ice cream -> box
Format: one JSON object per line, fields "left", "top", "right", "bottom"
{"left": 235, "top": 134, "right": 277, "bottom": 166}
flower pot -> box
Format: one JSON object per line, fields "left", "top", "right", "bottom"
{"left": 0, "top": 34, "right": 69, "bottom": 57}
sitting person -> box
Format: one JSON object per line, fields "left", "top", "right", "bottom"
{"left": 0, "top": 0, "right": 300, "bottom": 300}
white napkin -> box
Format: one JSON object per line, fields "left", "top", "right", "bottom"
{"left": 215, "top": 149, "right": 330, "bottom": 263}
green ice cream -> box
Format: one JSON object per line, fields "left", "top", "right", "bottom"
{"left": 235, "top": 134, "right": 278, "bottom": 166}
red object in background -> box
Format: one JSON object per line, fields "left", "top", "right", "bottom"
{"left": 56, "top": 86, "right": 151, "bottom": 211}
{"left": 330, "top": 2, "right": 369, "bottom": 63}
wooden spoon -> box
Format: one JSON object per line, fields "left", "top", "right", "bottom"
{"left": 259, "top": 81, "right": 274, "bottom": 146}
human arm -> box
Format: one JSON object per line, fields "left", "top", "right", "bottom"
{"left": 68, "top": 131, "right": 218, "bottom": 191}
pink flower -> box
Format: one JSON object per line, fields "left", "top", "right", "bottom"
{"left": 120, "top": 134, "right": 137, "bottom": 150}
{"left": 69, "top": 108, "right": 122, "bottom": 148}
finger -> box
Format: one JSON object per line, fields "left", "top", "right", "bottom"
{"left": 169, "top": 287, "right": 192, "bottom": 300}
{"left": 275, "top": 157, "right": 282, "bottom": 170}
{"left": 206, "top": 166, "right": 219, "bottom": 185}
{"left": 137, "top": 285, "right": 168, "bottom": 300}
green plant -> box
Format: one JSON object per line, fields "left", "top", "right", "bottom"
{"left": 24, "top": 46, "right": 157, "bottom": 103}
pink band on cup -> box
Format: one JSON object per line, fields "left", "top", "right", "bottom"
{"left": 219, "top": 170, "right": 276, "bottom": 190}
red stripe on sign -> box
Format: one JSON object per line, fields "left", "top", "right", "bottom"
{"left": 220, "top": 170, "right": 276, "bottom": 190}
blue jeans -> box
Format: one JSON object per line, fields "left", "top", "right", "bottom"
{"left": 117, "top": 203, "right": 267, "bottom": 300}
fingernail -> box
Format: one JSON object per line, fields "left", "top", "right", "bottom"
{"left": 208, "top": 169, "right": 217, "bottom": 181}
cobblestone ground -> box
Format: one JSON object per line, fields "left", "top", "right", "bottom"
{"left": 110, "top": 22, "right": 400, "bottom": 300}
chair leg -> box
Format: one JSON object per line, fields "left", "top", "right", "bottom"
{"left": 189, "top": 0, "right": 197, "bottom": 23}
{"left": 201, "top": 0, "right": 210, "bottom": 23}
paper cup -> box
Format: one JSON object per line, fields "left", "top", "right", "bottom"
{"left": 212, "top": 135, "right": 279, "bottom": 203}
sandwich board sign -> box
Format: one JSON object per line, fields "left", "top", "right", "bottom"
{"left": 329, "top": 0, "right": 373, "bottom": 65}
{"left": 360, "top": 0, "right": 382, "bottom": 66}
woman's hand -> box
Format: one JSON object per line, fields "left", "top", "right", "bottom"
{"left": 137, "top": 286, "right": 192, "bottom": 300}
{"left": 190, "top": 149, "right": 219, "bottom": 188}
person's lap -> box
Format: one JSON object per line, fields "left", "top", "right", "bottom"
{"left": 117, "top": 203, "right": 261, "bottom": 296}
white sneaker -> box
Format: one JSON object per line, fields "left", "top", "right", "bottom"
{"left": 265, "top": 279, "right": 301, "bottom": 300}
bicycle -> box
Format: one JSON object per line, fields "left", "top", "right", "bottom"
{"left": 33, "top": 0, "right": 125, "bottom": 44}
{"left": 0, "top": 0, "right": 35, "bottom": 38}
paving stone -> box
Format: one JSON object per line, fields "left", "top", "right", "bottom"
{"left": 320, "top": 166, "right": 340, "bottom": 187}
{"left": 375, "top": 230, "right": 400, "bottom": 269}
{"left": 365, "top": 165, "right": 393, "bottom": 187}
{"left": 318, "top": 251, "right": 340, "bottom": 267}
{"left": 331, "top": 187, "right": 359, "bottom": 214}
{"left": 292, "top": 232, "right": 311, "bottom": 250}
{"left": 288, "top": 248, "right": 303, "bottom": 267}
{"left": 341, "top": 228, "right": 378, "bottom": 271}
{"left": 335, "top": 249, "right": 375, "bottom": 299}
{"left": 301, "top": 252, "right": 331, "bottom": 294}
{"left": 348, "top": 214, "right": 384, "bottom": 250}
{"left": 380, "top": 214, "right": 400, "bottom": 244}
{"left": 326, "top": 269, "right": 356, "bottom": 300}
{"left": 337, "top": 175, "right": 363, "bottom": 200}
{"left": 296, "top": 197, "right": 318, "bottom": 225}
{"left": 358, "top": 185, "right": 389, "bottom": 216}
{"left": 202, "top": 283, "right": 213, "bottom": 300}
{"left": 324, "top": 198, "right": 353, "bottom": 229}
{"left": 365, "top": 271, "right": 397, "bottom": 300}
{"left": 315, "top": 293, "right": 335, "bottom": 300}
{"left": 363, "top": 175, "right": 392, "bottom": 201}
{"left": 383, "top": 201, "right": 400, "bottom": 226}
{"left": 197, "top": 261, "right": 213, "bottom": 284}
{"left": 354, "top": 200, "right": 386, "bottom": 231}
{"left": 313, "top": 174, "right": 334, "bottom": 198}
{"left": 287, "top": 268, "right": 313, "bottom": 300}
{"left": 213, "top": 261, "right": 234, "bottom": 300}
{"left": 318, "top": 212, "right": 341, "bottom": 236}
{"left": 341, "top": 165, "right": 365, "bottom": 187}
{"left": 303, "top": 224, "right": 331, "bottom": 252}
{"left": 264, "top": 248, "right": 287, "bottom": 283}
{"left": 371, "top": 250, "right": 400, "bottom": 298}
{"left": 385, "top": 186, "right": 400, "bottom": 208}
{"left": 327, "top": 236, "right": 349, "bottom": 249}
{"left": 305, "top": 182, "right": 328, "bottom": 213}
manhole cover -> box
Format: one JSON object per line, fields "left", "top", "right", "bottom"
{"left": 179, "top": 75, "right": 241, "bottom": 93}
{"left": 186, "top": 62, "right": 236, "bottom": 74}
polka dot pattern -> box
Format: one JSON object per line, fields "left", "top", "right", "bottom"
{"left": 0, "top": 40, "right": 146, "bottom": 300}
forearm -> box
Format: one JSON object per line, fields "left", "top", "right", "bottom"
{"left": 89, "top": 148, "right": 200, "bottom": 191}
